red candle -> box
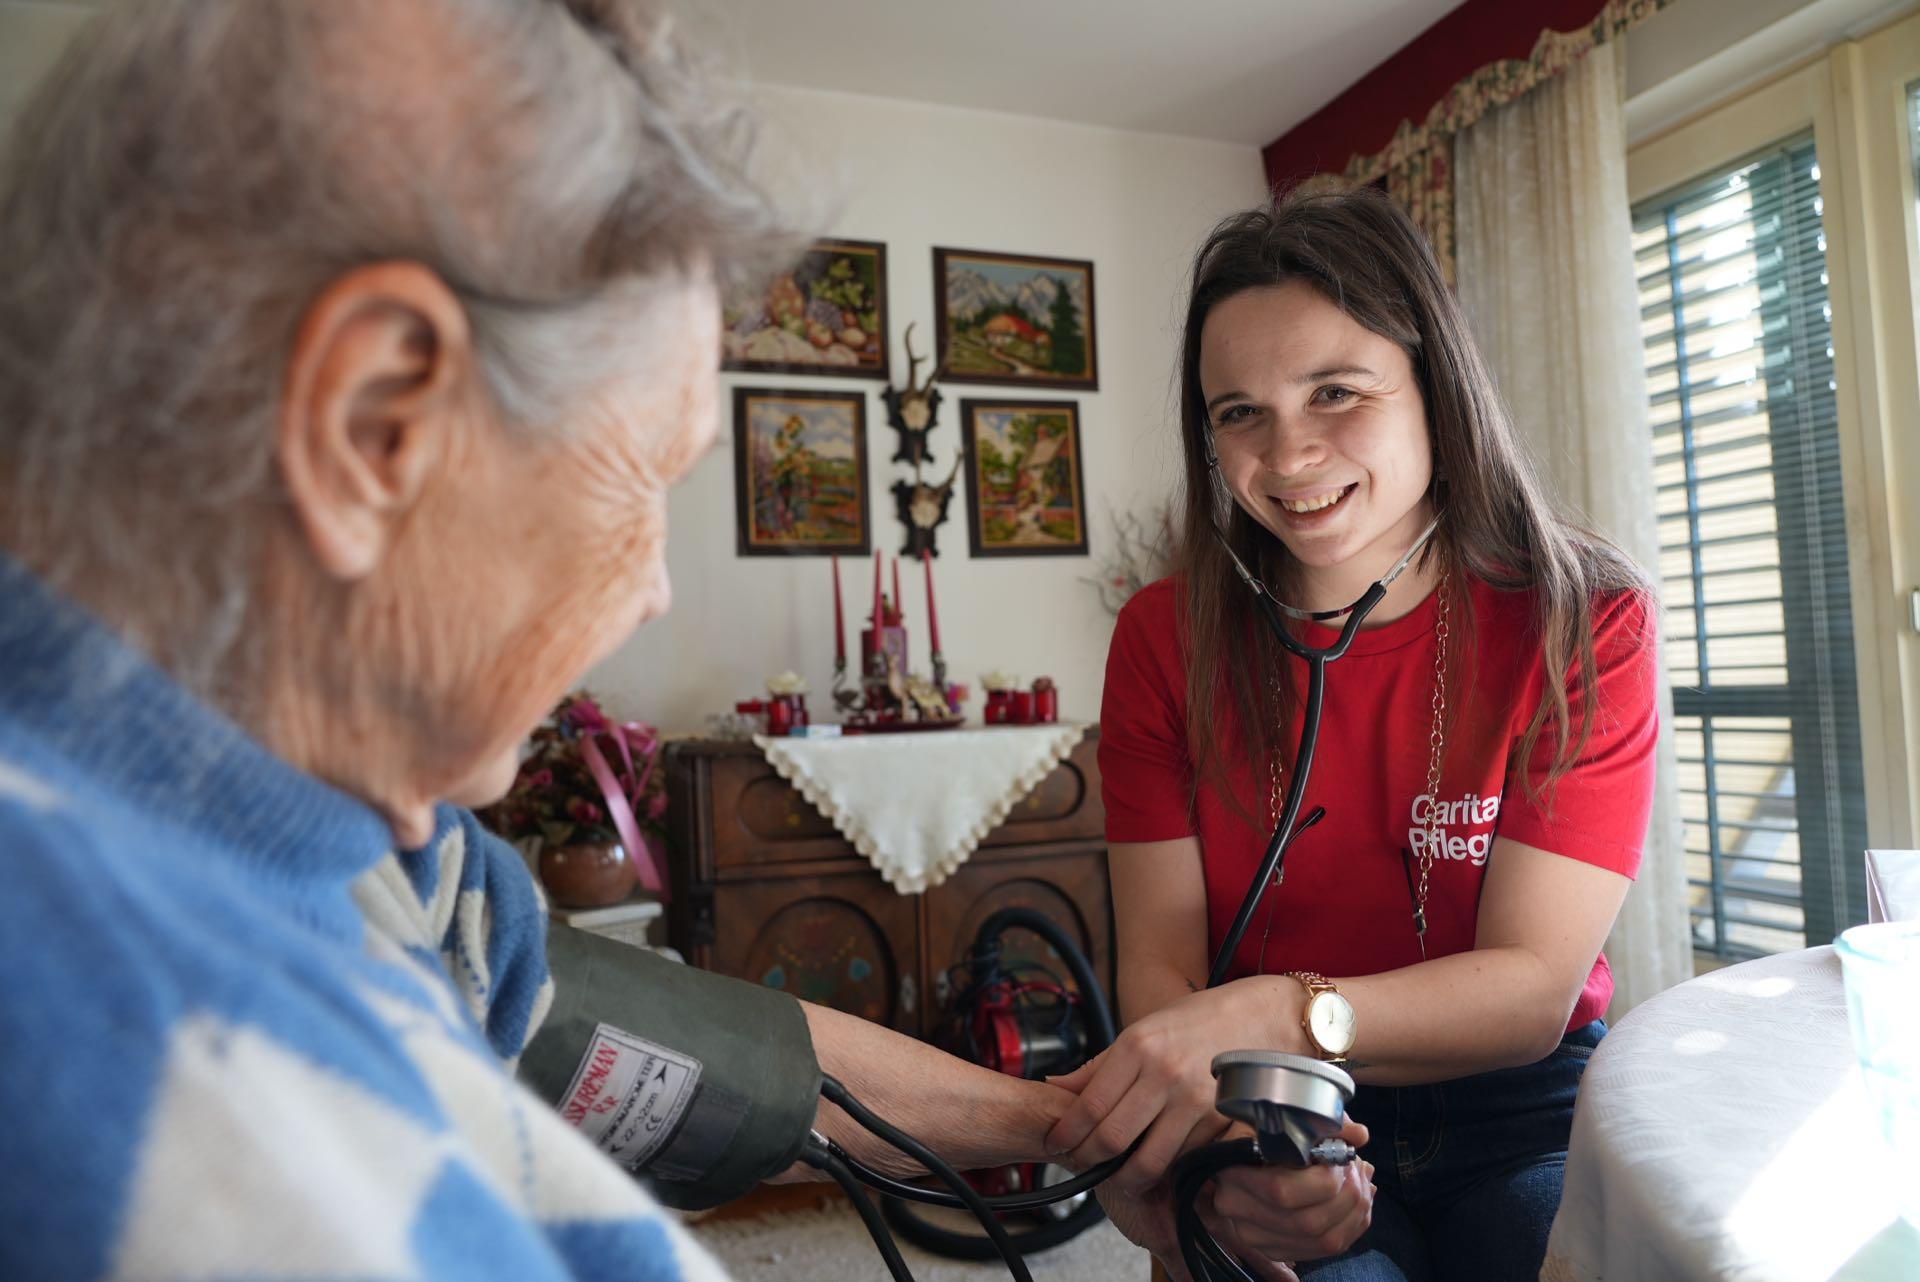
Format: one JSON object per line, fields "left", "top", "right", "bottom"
{"left": 891, "top": 556, "right": 902, "bottom": 626}
{"left": 871, "top": 549, "right": 883, "bottom": 635}
{"left": 831, "top": 556, "right": 846, "bottom": 668}
{"left": 921, "top": 547, "right": 942, "bottom": 655}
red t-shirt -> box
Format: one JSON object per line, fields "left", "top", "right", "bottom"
{"left": 1099, "top": 574, "right": 1659, "bottom": 1032}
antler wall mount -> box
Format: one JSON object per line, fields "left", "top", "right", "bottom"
{"left": 883, "top": 322, "right": 963, "bottom": 558}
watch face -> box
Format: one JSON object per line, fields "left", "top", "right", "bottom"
{"left": 1309, "top": 992, "right": 1357, "bottom": 1056}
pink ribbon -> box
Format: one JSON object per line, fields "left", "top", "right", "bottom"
{"left": 570, "top": 705, "right": 669, "bottom": 901}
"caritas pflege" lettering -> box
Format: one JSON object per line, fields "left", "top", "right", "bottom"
{"left": 1406, "top": 792, "right": 1501, "bottom": 866}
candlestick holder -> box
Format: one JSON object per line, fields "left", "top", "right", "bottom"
{"left": 832, "top": 598, "right": 963, "bottom": 733}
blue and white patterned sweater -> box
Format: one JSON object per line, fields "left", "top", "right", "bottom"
{"left": 0, "top": 556, "right": 727, "bottom": 1282}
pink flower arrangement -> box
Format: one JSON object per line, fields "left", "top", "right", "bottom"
{"left": 481, "top": 692, "right": 669, "bottom": 849}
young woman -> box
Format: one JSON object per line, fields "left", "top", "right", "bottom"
{"left": 1049, "top": 189, "right": 1660, "bottom": 1282}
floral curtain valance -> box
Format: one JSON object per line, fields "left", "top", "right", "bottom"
{"left": 1296, "top": 0, "right": 1673, "bottom": 281}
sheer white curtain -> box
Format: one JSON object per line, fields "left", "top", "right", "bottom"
{"left": 1454, "top": 39, "right": 1691, "bottom": 1015}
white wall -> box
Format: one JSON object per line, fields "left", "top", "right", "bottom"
{"left": 588, "top": 85, "right": 1267, "bottom": 732}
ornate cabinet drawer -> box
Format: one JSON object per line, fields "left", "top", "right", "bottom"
{"left": 707, "top": 755, "right": 863, "bottom": 872}
{"left": 668, "top": 746, "right": 863, "bottom": 876}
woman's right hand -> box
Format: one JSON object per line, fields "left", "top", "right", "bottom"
{"left": 1045, "top": 977, "right": 1303, "bottom": 1190}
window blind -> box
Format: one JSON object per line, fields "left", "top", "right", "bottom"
{"left": 1631, "top": 132, "right": 1868, "bottom": 959}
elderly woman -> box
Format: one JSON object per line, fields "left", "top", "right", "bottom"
{"left": 0, "top": 2, "right": 1370, "bottom": 1280}
{"left": 0, "top": 1, "right": 1048, "bottom": 1277}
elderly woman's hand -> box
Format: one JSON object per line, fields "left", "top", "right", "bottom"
{"left": 1044, "top": 978, "right": 1305, "bottom": 1191}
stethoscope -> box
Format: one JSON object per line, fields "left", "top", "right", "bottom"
{"left": 812, "top": 448, "right": 1444, "bottom": 1282}
{"left": 1203, "top": 494, "right": 1443, "bottom": 986}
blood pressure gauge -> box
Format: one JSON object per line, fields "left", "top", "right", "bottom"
{"left": 1210, "top": 1050, "right": 1358, "bottom": 1168}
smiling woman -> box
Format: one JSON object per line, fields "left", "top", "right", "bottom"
{"left": 1057, "top": 187, "right": 1666, "bottom": 1282}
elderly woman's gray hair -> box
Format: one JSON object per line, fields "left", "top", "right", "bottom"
{"left": 0, "top": 0, "right": 790, "bottom": 702}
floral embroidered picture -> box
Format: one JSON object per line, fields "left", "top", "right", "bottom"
{"left": 733, "top": 387, "right": 872, "bottom": 557}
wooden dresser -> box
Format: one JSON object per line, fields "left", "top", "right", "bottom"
{"left": 663, "top": 732, "right": 1112, "bottom": 1040}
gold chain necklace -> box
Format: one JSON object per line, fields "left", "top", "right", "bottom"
{"left": 1255, "top": 573, "right": 1451, "bottom": 970}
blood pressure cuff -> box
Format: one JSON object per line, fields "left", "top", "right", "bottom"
{"left": 519, "top": 925, "right": 821, "bottom": 1210}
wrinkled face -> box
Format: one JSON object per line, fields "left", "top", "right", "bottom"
{"left": 410, "top": 282, "right": 722, "bottom": 809}
{"left": 1199, "top": 281, "right": 1433, "bottom": 578}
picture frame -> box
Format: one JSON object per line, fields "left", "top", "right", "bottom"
{"left": 959, "top": 398, "right": 1089, "bottom": 558}
{"left": 933, "top": 248, "right": 1098, "bottom": 391}
{"left": 721, "top": 238, "right": 889, "bottom": 380}
{"left": 733, "top": 387, "right": 872, "bottom": 558}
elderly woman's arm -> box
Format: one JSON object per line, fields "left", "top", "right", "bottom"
{"left": 793, "top": 999, "right": 1073, "bottom": 1179}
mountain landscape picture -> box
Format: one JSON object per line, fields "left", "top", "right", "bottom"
{"left": 934, "top": 249, "right": 1097, "bottom": 390}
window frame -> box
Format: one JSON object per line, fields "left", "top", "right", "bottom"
{"left": 1630, "top": 22, "right": 1920, "bottom": 886}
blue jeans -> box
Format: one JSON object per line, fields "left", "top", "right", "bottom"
{"left": 1294, "top": 1020, "right": 1605, "bottom": 1282}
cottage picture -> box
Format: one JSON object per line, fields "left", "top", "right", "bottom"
{"left": 722, "top": 239, "right": 889, "bottom": 380}
{"left": 961, "top": 398, "right": 1089, "bottom": 557}
{"left": 934, "top": 248, "right": 1097, "bottom": 391}
{"left": 733, "top": 388, "right": 871, "bottom": 557}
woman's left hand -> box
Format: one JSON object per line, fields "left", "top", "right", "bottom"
{"left": 1092, "top": 1116, "right": 1371, "bottom": 1281}
{"left": 1044, "top": 978, "right": 1301, "bottom": 1191}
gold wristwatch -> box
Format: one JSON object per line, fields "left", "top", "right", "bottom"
{"left": 1282, "top": 971, "right": 1356, "bottom": 1063}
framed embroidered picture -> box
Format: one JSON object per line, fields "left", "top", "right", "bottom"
{"left": 960, "top": 398, "right": 1089, "bottom": 558}
{"left": 934, "top": 248, "right": 1097, "bottom": 391}
{"left": 733, "top": 387, "right": 872, "bottom": 557}
{"left": 722, "top": 239, "right": 889, "bottom": 380}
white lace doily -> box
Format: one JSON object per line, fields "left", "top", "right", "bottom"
{"left": 752, "top": 723, "right": 1088, "bottom": 893}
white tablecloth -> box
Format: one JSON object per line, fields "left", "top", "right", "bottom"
{"left": 753, "top": 722, "right": 1087, "bottom": 893}
{"left": 1543, "top": 947, "right": 1920, "bottom": 1281}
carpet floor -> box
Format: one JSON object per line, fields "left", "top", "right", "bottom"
{"left": 686, "top": 1186, "right": 1149, "bottom": 1280}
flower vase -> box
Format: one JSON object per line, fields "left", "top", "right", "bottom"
{"left": 539, "top": 840, "right": 638, "bottom": 909}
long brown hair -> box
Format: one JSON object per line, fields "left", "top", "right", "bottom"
{"left": 1174, "top": 187, "right": 1648, "bottom": 819}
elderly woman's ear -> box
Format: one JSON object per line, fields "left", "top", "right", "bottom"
{"left": 277, "top": 262, "right": 473, "bottom": 581}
